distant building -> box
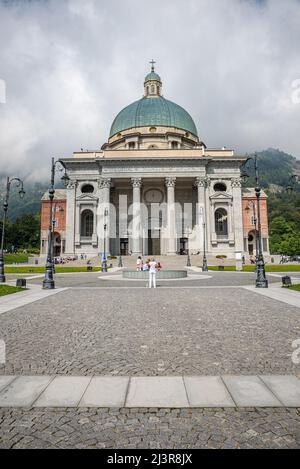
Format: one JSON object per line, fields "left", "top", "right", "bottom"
{"left": 242, "top": 188, "right": 269, "bottom": 256}
{"left": 40, "top": 66, "right": 269, "bottom": 259}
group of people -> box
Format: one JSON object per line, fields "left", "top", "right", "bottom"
{"left": 136, "top": 256, "right": 162, "bottom": 289}
{"left": 54, "top": 256, "right": 76, "bottom": 264}
{"left": 136, "top": 256, "right": 162, "bottom": 272}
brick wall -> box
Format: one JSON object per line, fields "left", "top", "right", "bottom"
{"left": 41, "top": 200, "right": 67, "bottom": 232}
{"left": 242, "top": 196, "right": 269, "bottom": 238}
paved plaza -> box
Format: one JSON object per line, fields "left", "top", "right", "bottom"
{"left": 0, "top": 270, "right": 300, "bottom": 448}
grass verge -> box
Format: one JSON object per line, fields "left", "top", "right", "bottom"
{"left": 208, "top": 265, "right": 300, "bottom": 272}
{"left": 288, "top": 284, "right": 300, "bottom": 292}
{"left": 4, "top": 253, "right": 29, "bottom": 264}
{"left": 4, "top": 266, "right": 104, "bottom": 274}
{"left": 0, "top": 285, "right": 26, "bottom": 296}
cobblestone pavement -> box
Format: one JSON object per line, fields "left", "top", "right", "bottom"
{"left": 0, "top": 407, "right": 299, "bottom": 449}
{"left": 24, "top": 271, "right": 281, "bottom": 288}
{"left": 0, "top": 287, "right": 299, "bottom": 376}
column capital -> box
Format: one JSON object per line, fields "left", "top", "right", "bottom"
{"left": 231, "top": 177, "right": 242, "bottom": 188}
{"left": 131, "top": 177, "right": 143, "bottom": 189}
{"left": 195, "top": 176, "right": 210, "bottom": 188}
{"left": 99, "top": 177, "right": 111, "bottom": 189}
{"left": 165, "top": 177, "right": 176, "bottom": 188}
{"left": 67, "top": 179, "right": 77, "bottom": 190}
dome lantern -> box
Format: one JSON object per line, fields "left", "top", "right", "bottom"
{"left": 144, "top": 60, "right": 162, "bottom": 97}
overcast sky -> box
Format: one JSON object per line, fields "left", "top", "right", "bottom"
{"left": 0, "top": 0, "right": 300, "bottom": 181}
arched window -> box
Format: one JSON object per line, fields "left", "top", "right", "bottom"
{"left": 215, "top": 208, "right": 228, "bottom": 236}
{"left": 81, "top": 210, "right": 94, "bottom": 237}
{"left": 214, "top": 182, "right": 227, "bottom": 192}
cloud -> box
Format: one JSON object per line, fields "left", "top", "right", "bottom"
{"left": 0, "top": 0, "right": 300, "bottom": 181}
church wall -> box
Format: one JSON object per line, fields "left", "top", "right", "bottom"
{"left": 41, "top": 156, "right": 269, "bottom": 260}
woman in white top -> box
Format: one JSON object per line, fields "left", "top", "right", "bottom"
{"left": 136, "top": 256, "right": 142, "bottom": 271}
{"left": 148, "top": 258, "right": 157, "bottom": 288}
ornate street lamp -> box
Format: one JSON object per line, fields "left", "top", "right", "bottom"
{"left": 199, "top": 207, "right": 208, "bottom": 272}
{"left": 102, "top": 208, "right": 109, "bottom": 273}
{"left": 246, "top": 201, "right": 259, "bottom": 270}
{"left": 242, "top": 154, "right": 268, "bottom": 288}
{"left": 186, "top": 226, "right": 192, "bottom": 267}
{"left": 0, "top": 177, "right": 25, "bottom": 283}
{"left": 43, "top": 158, "right": 69, "bottom": 290}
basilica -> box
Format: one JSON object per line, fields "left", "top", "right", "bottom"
{"left": 40, "top": 65, "right": 269, "bottom": 260}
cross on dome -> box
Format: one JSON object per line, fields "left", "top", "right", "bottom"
{"left": 144, "top": 61, "right": 162, "bottom": 97}
{"left": 150, "top": 59, "right": 156, "bottom": 72}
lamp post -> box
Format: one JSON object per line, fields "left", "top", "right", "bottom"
{"left": 186, "top": 226, "right": 192, "bottom": 267}
{"left": 43, "top": 158, "right": 69, "bottom": 290}
{"left": 242, "top": 154, "right": 268, "bottom": 288}
{"left": 200, "top": 207, "right": 208, "bottom": 272}
{"left": 246, "top": 201, "right": 259, "bottom": 270}
{"left": 0, "top": 177, "right": 25, "bottom": 283}
{"left": 102, "top": 208, "right": 108, "bottom": 272}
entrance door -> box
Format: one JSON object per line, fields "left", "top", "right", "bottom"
{"left": 148, "top": 230, "right": 161, "bottom": 255}
{"left": 53, "top": 233, "right": 61, "bottom": 257}
{"left": 179, "top": 238, "right": 188, "bottom": 255}
{"left": 120, "top": 238, "right": 129, "bottom": 255}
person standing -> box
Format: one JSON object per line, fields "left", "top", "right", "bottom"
{"left": 148, "top": 258, "right": 157, "bottom": 289}
{"left": 136, "top": 256, "right": 142, "bottom": 271}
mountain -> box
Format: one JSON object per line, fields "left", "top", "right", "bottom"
{"left": 243, "top": 148, "right": 300, "bottom": 189}
{"left": 0, "top": 178, "right": 47, "bottom": 221}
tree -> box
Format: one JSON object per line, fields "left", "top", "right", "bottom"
{"left": 269, "top": 217, "right": 300, "bottom": 255}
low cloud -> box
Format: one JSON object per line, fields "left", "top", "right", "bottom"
{"left": 0, "top": 0, "right": 300, "bottom": 181}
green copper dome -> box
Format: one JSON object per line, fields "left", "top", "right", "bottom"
{"left": 110, "top": 96, "right": 198, "bottom": 138}
{"left": 144, "top": 71, "right": 161, "bottom": 82}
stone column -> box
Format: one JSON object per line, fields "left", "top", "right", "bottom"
{"left": 165, "top": 177, "right": 177, "bottom": 255}
{"left": 205, "top": 177, "right": 212, "bottom": 251}
{"left": 75, "top": 202, "right": 80, "bottom": 247}
{"left": 195, "top": 177, "right": 205, "bottom": 252}
{"left": 231, "top": 177, "right": 244, "bottom": 252}
{"left": 131, "top": 177, "right": 143, "bottom": 256}
{"left": 98, "top": 178, "right": 111, "bottom": 255}
{"left": 65, "top": 180, "right": 77, "bottom": 255}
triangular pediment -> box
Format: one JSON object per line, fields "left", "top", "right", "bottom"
{"left": 210, "top": 192, "right": 233, "bottom": 200}
{"left": 76, "top": 194, "right": 98, "bottom": 201}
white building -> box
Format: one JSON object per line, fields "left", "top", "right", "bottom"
{"left": 40, "top": 66, "right": 269, "bottom": 260}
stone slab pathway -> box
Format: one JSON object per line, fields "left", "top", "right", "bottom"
{"left": 244, "top": 285, "right": 300, "bottom": 309}
{"left": 0, "top": 375, "right": 299, "bottom": 408}
{"left": 0, "top": 284, "right": 67, "bottom": 315}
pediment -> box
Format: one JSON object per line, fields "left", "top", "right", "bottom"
{"left": 210, "top": 192, "right": 233, "bottom": 200}
{"left": 76, "top": 194, "right": 98, "bottom": 201}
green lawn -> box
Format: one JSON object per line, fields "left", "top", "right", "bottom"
{"left": 288, "top": 284, "right": 300, "bottom": 293}
{"left": 0, "top": 285, "right": 26, "bottom": 296}
{"left": 4, "top": 253, "right": 29, "bottom": 264}
{"left": 4, "top": 266, "right": 104, "bottom": 274}
{"left": 208, "top": 265, "right": 300, "bottom": 272}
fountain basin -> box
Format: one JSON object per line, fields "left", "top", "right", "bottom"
{"left": 122, "top": 270, "right": 187, "bottom": 279}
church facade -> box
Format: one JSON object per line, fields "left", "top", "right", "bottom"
{"left": 40, "top": 66, "right": 269, "bottom": 260}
